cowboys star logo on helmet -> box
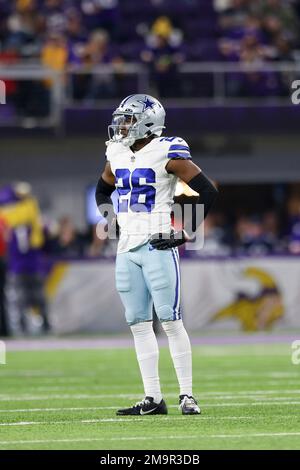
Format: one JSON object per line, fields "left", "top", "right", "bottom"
{"left": 107, "top": 94, "right": 166, "bottom": 147}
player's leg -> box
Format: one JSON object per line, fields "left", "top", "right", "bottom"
{"left": 162, "top": 319, "right": 200, "bottom": 415}
{"left": 115, "top": 249, "right": 167, "bottom": 415}
{"left": 29, "top": 274, "right": 51, "bottom": 333}
{"left": 14, "top": 274, "right": 29, "bottom": 333}
{"left": 0, "top": 258, "right": 9, "bottom": 336}
{"left": 142, "top": 244, "right": 200, "bottom": 414}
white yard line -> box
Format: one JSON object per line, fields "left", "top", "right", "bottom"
{"left": 0, "top": 394, "right": 156, "bottom": 401}
{"left": 0, "top": 389, "right": 300, "bottom": 402}
{"left": 1, "top": 432, "right": 300, "bottom": 446}
{"left": 1, "top": 400, "right": 300, "bottom": 413}
{"left": 0, "top": 413, "right": 300, "bottom": 427}
{"left": 1, "top": 370, "right": 299, "bottom": 380}
{"left": 205, "top": 401, "right": 300, "bottom": 407}
{"left": 0, "top": 419, "right": 148, "bottom": 426}
{"left": 3, "top": 379, "right": 299, "bottom": 392}
{"left": 0, "top": 407, "right": 118, "bottom": 413}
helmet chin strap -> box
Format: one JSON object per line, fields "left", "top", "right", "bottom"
{"left": 120, "top": 122, "right": 143, "bottom": 147}
{"left": 121, "top": 136, "right": 136, "bottom": 147}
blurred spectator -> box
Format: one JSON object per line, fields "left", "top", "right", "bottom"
{"left": 141, "top": 16, "right": 184, "bottom": 97}
{"left": 218, "top": 1, "right": 296, "bottom": 97}
{"left": 70, "top": 29, "right": 122, "bottom": 100}
{"left": 0, "top": 216, "right": 9, "bottom": 336}
{"left": 66, "top": 8, "right": 85, "bottom": 38}
{"left": 66, "top": 8, "right": 87, "bottom": 56}
{"left": 220, "top": 22, "right": 282, "bottom": 96}
{"left": 217, "top": 0, "right": 252, "bottom": 37}
{"left": 0, "top": 45, "right": 20, "bottom": 106}
{"left": 87, "top": 223, "right": 108, "bottom": 257}
{"left": 0, "top": 1, "right": 12, "bottom": 44}
{"left": 39, "top": 31, "right": 68, "bottom": 112}
{"left": 52, "top": 215, "right": 85, "bottom": 257}
{"left": 0, "top": 0, "right": 299, "bottom": 106}
{"left": 255, "top": 0, "right": 299, "bottom": 44}
{"left": 235, "top": 215, "right": 277, "bottom": 255}
{"left": 273, "top": 34, "right": 294, "bottom": 61}
{"left": 286, "top": 193, "right": 300, "bottom": 254}
{"left": 192, "top": 213, "right": 231, "bottom": 257}
{"left": 41, "top": 31, "right": 68, "bottom": 74}
{"left": 5, "top": 0, "right": 43, "bottom": 53}
{"left": 78, "top": 0, "right": 120, "bottom": 38}
{"left": 214, "top": 0, "right": 237, "bottom": 12}
{"left": 262, "top": 210, "right": 280, "bottom": 246}
{"left": 42, "top": 0, "right": 69, "bottom": 34}
{"left": 238, "top": 35, "right": 281, "bottom": 97}
{"left": 0, "top": 182, "right": 51, "bottom": 334}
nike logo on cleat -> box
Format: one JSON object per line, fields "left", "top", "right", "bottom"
{"left": 140, "top": 407, "right": 157, "bottom": 415}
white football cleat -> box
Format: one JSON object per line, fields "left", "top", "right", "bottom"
{"left": 179, "top": 395, "right": 201, "bottom": 415}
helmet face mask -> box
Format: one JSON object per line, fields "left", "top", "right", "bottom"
{"left": 107, "top": 94, "right": 166, "bottom": 147}
{"left": 108, "top": 113, "right": 140, "bottom": 147}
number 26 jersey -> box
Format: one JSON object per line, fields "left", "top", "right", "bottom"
{"left": 106, "top": 136, "right": 192, "bottom": 253}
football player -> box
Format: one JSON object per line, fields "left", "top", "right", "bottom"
{"left": 96, "top": 94, "right": 218, "bottom": 415}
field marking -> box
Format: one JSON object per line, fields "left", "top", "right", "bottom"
{"left": 1, "top": 432, "right": 300, "bottom": 446}
{"left": 3, "top": 379, "right": 300, "bottom": 392}
{"left": 0, "top": 389, "right": 300, "bottom": 402}
{"left": 0, "top": 402, "right": 299, "bottom": 415}
{"left": 1, "top": 400, "right": 300, "bottom": 414}
{"left": 1, "top": 399, "right": 300, "bottom": 407}
{"left": 204, "top": 401, "right": 300, "bottom": 407}
{"left": 1, "top": 396, "right": 300, "bottom": 403}
{"left": 1, "top": 412, "right": 300, "bottom": 427}
{"left": 0, "top": 407, "right": 299, "bottom": 418}
{"left": 0, "top": 407, "right": 119, "bottom": 413}
{"left": 0, "top": 419, "right": 151, "bottom": 426}
{"left": 2, "top": 370, "right": 299, "bottom": 379}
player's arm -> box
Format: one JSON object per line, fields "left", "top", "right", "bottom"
{"left": 95, "top": 162, "right": 116, "bottom": 210}
{"left": 167, "top": 159, "right": 218, "bottom": 223}
{"left": 150, "top": 159, "right": 218, "bottom": 250}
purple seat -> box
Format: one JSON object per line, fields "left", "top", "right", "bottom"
{"left": 182, "top": 39, "right": 221, "bottom": 61}
{"left": 184, "top": 19, "right": 218, "bottom": 39}
{"left": 119, "top": 41, "right": 144, "bottom": 61}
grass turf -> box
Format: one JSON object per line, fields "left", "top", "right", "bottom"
{"left": 0, "top": 342, "right": 299, "bottom": 450}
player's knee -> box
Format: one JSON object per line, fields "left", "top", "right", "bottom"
{"left": 130, "top": 320, "right": 153, "bottom": 335}
{"left": 155, "top": 304, "right": 174, "bottom": 322}
{"left": 126, "top": 312, "right": 152, "bottom": 326}
{"left": 161, "top": 318, "right": 184, "bottom": 336}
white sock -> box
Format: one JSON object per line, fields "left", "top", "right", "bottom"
{"left": 130, "top": 321, "right": 162, "bottom": 404}
{"left": 162, "top": 319, "right": 193, "bottom": 397}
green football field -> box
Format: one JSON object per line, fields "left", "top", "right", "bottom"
{"left": 0, "top": 341, "right": 300, "bottom": 450}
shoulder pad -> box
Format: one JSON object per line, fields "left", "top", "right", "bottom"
{"left": 160, "top": 137, "right": 191, "bottom": 160}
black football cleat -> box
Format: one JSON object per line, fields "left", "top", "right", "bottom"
{"left": 179, "top": 395, "right": 201, "bottom": 415}
{"left": 116, "top": 396, "right": 168, "bottom": 416}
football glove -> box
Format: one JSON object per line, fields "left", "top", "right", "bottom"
{"left": 149, "top": 229, "right": 190, "bottom": 250}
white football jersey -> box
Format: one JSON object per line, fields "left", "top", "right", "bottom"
{"left": 106, "top": 136, "right": 192, "bottom": 253}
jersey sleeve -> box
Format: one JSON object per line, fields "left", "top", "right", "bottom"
{"left": 166, "top": 137, "right": 192, "bottom": 160}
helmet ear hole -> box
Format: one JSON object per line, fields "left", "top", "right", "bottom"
{"left": 144, "top": 123, "right": 154, "bottom": 137}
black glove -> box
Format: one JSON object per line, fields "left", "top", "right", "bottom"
{"left": 149, "top": 230, "right": 188, "bottom": 250}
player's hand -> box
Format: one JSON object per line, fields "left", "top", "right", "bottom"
{"left": 149, "top": 229, "right": 189, "bottom": 250}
